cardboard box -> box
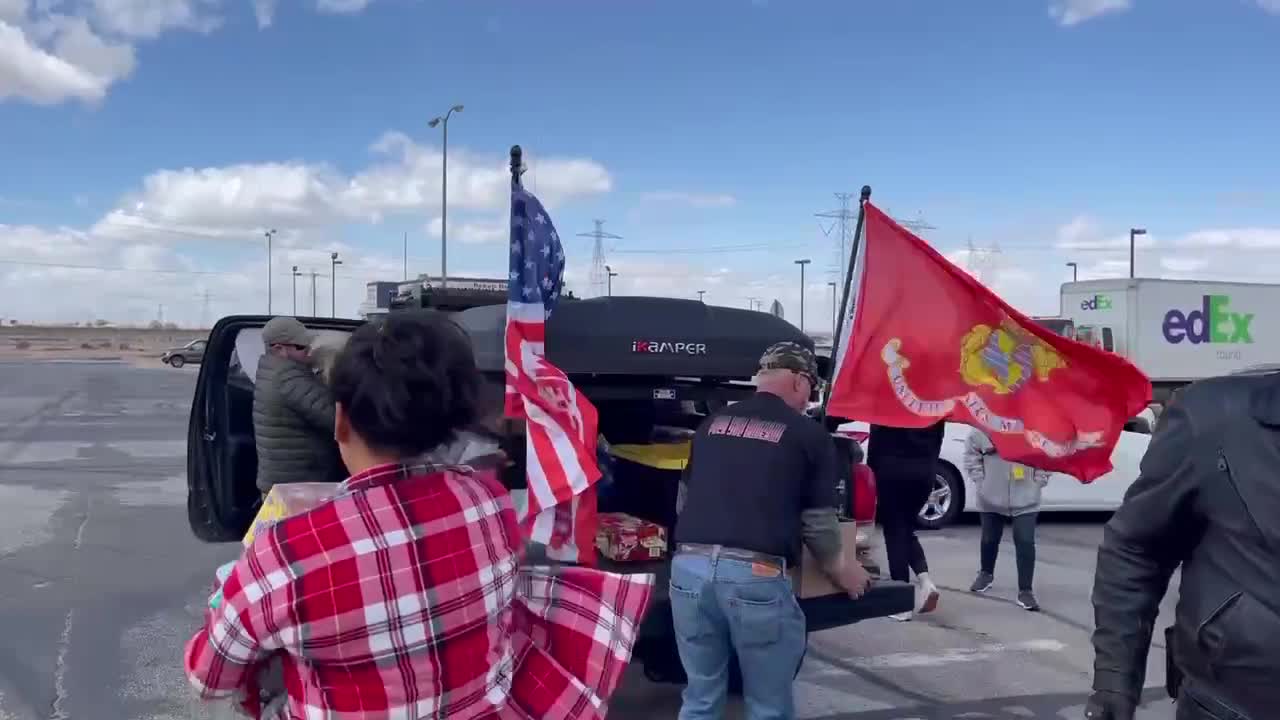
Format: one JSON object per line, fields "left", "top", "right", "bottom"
{"left": 794, "top": 522, "right": 862, "bottom": 598}
{"left": 243, "top": 482, "right": 339, "bottom": 546}
{"left": 596, "top": 512, "right": 668, "bottom": 562}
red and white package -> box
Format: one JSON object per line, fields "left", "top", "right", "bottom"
{"left": 596, "top": 512, "right": 667, "bottom": 562}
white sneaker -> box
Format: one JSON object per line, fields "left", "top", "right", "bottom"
{"left": 915, "top": 573, "right": 940, "bottom": 614}
{"left": 889, "top": 612, "right": 913, "bottom": 622}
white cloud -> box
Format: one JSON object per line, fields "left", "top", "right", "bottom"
{"left": 92, "top": 133, "right": 611, "bottom": 241}
{"left": 0, "top": 0, "right": 381, "bottom": 105}
{"left": 640, "top": 191, "right": 738, "bottom": 209}
{"left": 0, "top": 0, "right": 27, "bottom": 23}
{"left": 425, "top": 217, "right": 508, "bottom": 246}
{"left": 86, "top": 0, "right": 220, "bottom": 39}
{"left": 250, "top": 0, "right": 273, "bottom": 27}
{"left": 316, "top": 0, "right": 373, "bottom": 13}
{"left": 1049, "top": 0, "right": 1132, "bottom": 26}
{"left": 0, "top": 17, "right": 133, "bottom": 105}
{"left": 1053, "top": 215, "right": 1156, "bottom": 250}
{"left": 1049, "top": 216, "right": 1280, "bottom": 290}
{"left": 1177, "top": 228, "right": 1280, "bottom": 249}
{"left": 0, "top": 136, "right": 610, "bottom": 325}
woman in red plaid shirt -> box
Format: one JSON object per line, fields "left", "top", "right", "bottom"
{"left": 185, "top": 311, "right": 652, "bottom": 719}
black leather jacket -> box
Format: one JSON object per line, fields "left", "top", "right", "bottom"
{"left": 1090, "top": 374, "right": 1280, "bottom": 720}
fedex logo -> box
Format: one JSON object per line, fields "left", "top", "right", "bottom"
{"left": 1161, "top": 295, "right": 1254, "bottom": 345}
{"left": 1079, "top": 294, "right": 1112, "bottom": 311}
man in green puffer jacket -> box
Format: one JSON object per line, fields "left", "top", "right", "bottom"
{"left": 253, "top": 316, "right": 340, "bottom": 493}
{"left": 963, "top": 427, "right": 1051, "bottom": 612}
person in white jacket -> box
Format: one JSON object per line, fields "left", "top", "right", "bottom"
{"left": 963, "top": 427, "right": 1050, "bottom": 611}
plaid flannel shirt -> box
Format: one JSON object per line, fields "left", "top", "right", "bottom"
{"left": 184, "top": 461, "right": 653, "bottom": 719}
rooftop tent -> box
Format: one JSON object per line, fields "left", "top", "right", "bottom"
{"left": 452, "top": 296, "right": 814, "bottom": 379}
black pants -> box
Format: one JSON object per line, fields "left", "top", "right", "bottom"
{"left": 878, "top": 470, "right": 932, "bottom": 582}
{"left": 980, "top": 512, "right": 1037, "bottom": 592}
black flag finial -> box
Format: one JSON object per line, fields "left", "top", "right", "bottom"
{"left": 510, "top": 145, "right": 524, "bottom": 188}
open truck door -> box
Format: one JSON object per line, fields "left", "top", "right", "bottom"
{"left": 186, "top": 315, "right": 363, "bottom": 543}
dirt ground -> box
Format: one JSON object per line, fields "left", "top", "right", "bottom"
{"left": 0, "top": 326, "right": 208, "bottom": 366}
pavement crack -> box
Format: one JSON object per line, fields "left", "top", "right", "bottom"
{"left": 50, "top": 609, "right": 73, "bottom": 720}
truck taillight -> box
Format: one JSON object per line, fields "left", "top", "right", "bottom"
{"left": 851, "top": 464, "right": 877, "bottom": 525}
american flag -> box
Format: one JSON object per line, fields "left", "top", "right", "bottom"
{"left": 504, "top": 179, "right": 602, "bottom": 565}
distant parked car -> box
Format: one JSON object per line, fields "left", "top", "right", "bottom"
{"left": 162, "top": 339, "right": 206, "bottom": 368}
{"left": 841, "top": 419, "right": 1153, "bottom": 529}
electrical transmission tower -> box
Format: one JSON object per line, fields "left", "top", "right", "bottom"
{"left": 577, "top": 220, "right": 623, "bottom": 298}
{"left": 195, "top": 291, "right": 212, "bottom": 328}
{"left": 964, "top": 237, "right": 1003, "bottom": 285}
{"left": 896, "top": 211, "right": 937, "bottom": 235}
{"left": 816, "top": 193, "right": 858, "bottom": 280}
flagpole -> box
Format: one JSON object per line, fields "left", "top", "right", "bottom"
{"left": 820, "top": 184, "right": 871, "bottom": 419}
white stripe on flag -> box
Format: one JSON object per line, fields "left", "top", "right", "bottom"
{"left": 522, "top": 423, "right": 559, "bottom": 517}
{"left": 526, "top": 500, "right": 557, "bottom": 544}
{"left": 525, "top": 398, "right": 593, "bottom": 495}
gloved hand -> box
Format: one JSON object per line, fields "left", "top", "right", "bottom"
{"left": 1083, "top": 690, "right": 1136, "bottom": 720}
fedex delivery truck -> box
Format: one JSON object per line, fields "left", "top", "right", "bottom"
{"left": 1060, "top": 278, "right": 1280, "bottom": 402}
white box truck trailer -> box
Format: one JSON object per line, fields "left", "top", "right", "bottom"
{"left": 1060, "top": 278, "right": 1280, "bottom": 402}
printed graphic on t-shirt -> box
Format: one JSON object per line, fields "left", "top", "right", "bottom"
{"left": 706, "top": 415, "right": 788, "bottom": 444}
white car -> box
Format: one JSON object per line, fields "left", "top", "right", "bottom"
{"left": 840, "top": 413, "right": 1155, "bottom": 529}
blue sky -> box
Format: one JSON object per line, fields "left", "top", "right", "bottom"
{"left": 3, "top": 0, "right": 1280, "bottom": 326}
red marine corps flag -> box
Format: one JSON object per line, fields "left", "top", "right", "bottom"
{"left": 826, "top": 200, "right": 1151, "bottom": 482}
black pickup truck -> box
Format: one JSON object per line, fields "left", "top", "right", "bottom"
{"left": 185, "top": 296, "right": 912, "bottom": 690}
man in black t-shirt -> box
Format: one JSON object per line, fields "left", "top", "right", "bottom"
{"left": 671, "top": 342, "right": 870, "bottom": 719}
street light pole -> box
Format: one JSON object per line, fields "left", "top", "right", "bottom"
{"left": 697, "top": 290, "right": 706, "bottom": 303}
{"left": 330, "top": 252, "right": 343, "bottom": 317}
{"left": 264, "top": 229, "right": 277, "bottom": 313}
{"left": 795, "top": 259, "right": 811, "bottom": 333}
{"left": 1129, "top": 228, "right": 1147, "bottom": 279}
{"left": 1066, "top": 262, "right": 1078, "bottom": 282}
{"left": 428, "top": 104, "right": 464, "bottom": 289}
{"left": 310, "top": 271, "right": 318, "bottom": 316}
{"left": 292, "top": 265, "right": 300, "bottom": 314}
{"left": 605, "top": 265, "right": 618, "bottom": 296}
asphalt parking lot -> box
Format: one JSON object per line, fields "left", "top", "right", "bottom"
{"left": 0, "top": 360, "right": 1178, "bottom": 720}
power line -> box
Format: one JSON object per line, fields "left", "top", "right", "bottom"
{"left": 0, "top": 259, "right": 242, "bottom": 276}
{"left": 612, "top": 241, "right": 810, "bottom": 255}
{"left": 0, "top": 258, "right": 346, "bottom": 278}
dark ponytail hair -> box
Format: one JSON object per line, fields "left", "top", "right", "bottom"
{"left": 330, "top": 310, "right": 481, "bottom": 457}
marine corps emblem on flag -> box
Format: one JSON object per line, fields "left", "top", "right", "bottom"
{"left": 959, "top": 318, "right": 1067, "bottom": 396}
{"left": 881, "top": 331, "right": 1104, "bottom": 459}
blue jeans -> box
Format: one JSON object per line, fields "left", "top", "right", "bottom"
{"left": 669, "top": 550, "right": 807, "bottom": 720}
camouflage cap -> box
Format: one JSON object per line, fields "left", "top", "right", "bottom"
{"left": 758, "top": 341, "right": 819, "bottom": 384}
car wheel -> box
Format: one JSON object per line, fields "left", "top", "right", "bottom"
{"left": 170, "top": 355, "right": 185, "bottom": 368}
{"left": 917, "top": 463, "right": 963, "bottom": 530}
